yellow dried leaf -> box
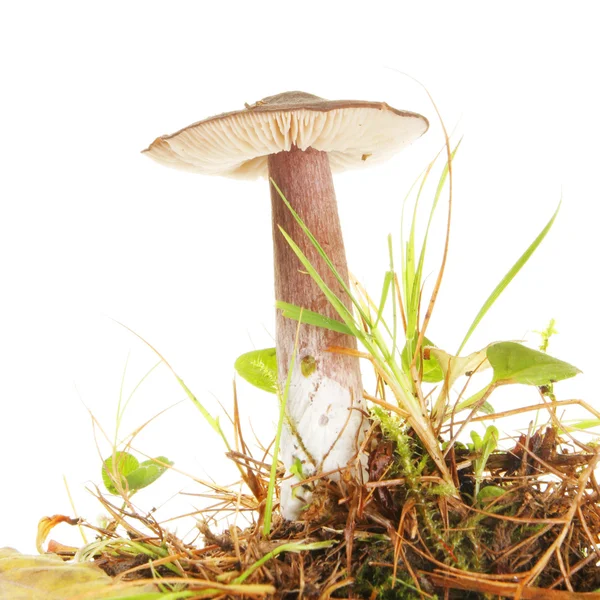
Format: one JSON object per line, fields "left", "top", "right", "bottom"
{"left": 36, "top": 515, "right": 80, "bottom": 554}
{"left": 0, "top": 548, "right": 153, "bottom": 599}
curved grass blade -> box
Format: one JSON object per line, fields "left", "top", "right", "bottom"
{"left": 456, "top": 202, "right": 561, "bottom": 355}
{"left": 233, "top": 540, "right": 336, "bottom": 584}
{"left": 453, "top": 386, "right": 495, "bottom": 416}
{"left": 271, "top": 179, "right": 371, "bottom": 327}
{"left": 277, "top": 228, "right": 362, "bottom": 338}
{"left": 375, "top": 270, "right": 394, "bottom": 327}
{"left": 276, "top": 301, "right": 353, "bottom": 335}
{"left": 262, "top": 310, "right": 302, "bottom": 537}
{"left": 111, "top": 319, "right": 232, "bottom": 453}
{"left": 562, "top": 419, "right": 600, "bottom": 431}
{"left": 407, "top": 143, "right": 461, "bottom": 339}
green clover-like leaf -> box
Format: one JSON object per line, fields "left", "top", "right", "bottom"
{"left": 102, "top": 452, "right": 172, "bottom": 495}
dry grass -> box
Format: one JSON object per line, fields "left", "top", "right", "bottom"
{"left": 41, "top": 394, "right": 600, "bottom": 599}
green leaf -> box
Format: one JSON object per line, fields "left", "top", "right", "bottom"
{"left": 102, "top": 452, "right": 172, "bottom": 495}
{"left": 487, "top": 341, "right": 581, "bottom": 386}
{"left": 477, "top": 485, "right": 506, "bottom": 502}
{"left": 234, "top": 348, "right": 278, "bottom": 394}
{"left": 428, "top": 346, "right": 491, "bottom": 384}
{"left": 428, "top": 345, "right": 492, "bottom": 422}
{"left": 472, "top": 425, "right": 499, "bottom": 500}
{"left": 401, "top": 336, "right": 444, "bottom": 383}
{"left": 470, "top": 430, "right": 483, "bottom": 451}
{"left": 480, "top": 426, "right": 499, "bottom": 466}
{"left": 102, "top": 452, "right": 139, "bottom": 495}
{"left": 289, "top": 457, "right": 304, "bottom": 480}
{"left": 563, "top": 419, "right": 600, "bottom": 431}
{"left": 457, "top": 202, "right": 561, "bottom": 355}
{"left": 125, "top": 456, "right": 173, "bottom": 492}
{"left": 483, "top": 425, "right": 499, "bottom": 448}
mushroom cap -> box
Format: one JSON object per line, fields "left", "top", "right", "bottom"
{"left": 143, "top": 91, "right": 429, "bottom": 180}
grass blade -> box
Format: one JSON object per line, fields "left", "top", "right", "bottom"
{"left": 276, "top": 301, "right": 354, "bottom": 335}
{"left": 111, "top": 319, "right": 232, "bottom": 452}
{"left": 233, "top": 540, "right": 336, "bottom": 584}
{"left": 262, "top": 315, "right": 300, "bottom": 537}
{"left": 456, "top": 201, "right": 561, "bottom": 355}
{"left": 271, "top": 179, "right": 371, "bottom": 327}
{"left": 277, "top": 227, "right": 361, "bottom": 337}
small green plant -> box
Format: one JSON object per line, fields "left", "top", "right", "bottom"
{"left": 101, "top": 450, "right": 173, "bottom": 496}
{"left": 94, "top": 356, "right": 174, "bottom": 499}
{"left": 536, "top": 318, "right": 558, "bottom": 353}
{"left": 468, "top": 425, "right": 498, "bottom": 500}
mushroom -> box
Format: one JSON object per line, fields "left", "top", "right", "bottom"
{"left": 143, "top": 91, "right": 429, "bottom": 519}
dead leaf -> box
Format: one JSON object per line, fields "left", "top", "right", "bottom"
{"left": 0, "top": 548, "right": 153, "bottom": 599}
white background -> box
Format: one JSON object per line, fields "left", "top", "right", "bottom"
{"left": 1, "top": 2, "right": 599, "bottom": 554}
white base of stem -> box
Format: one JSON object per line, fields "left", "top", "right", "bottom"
{"left": 279, "top": 368, "right": 367, "bottom": 520}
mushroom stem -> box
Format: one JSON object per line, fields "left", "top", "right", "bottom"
{"left": 268, "top": 146, "right": 366, "bottom": 519}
